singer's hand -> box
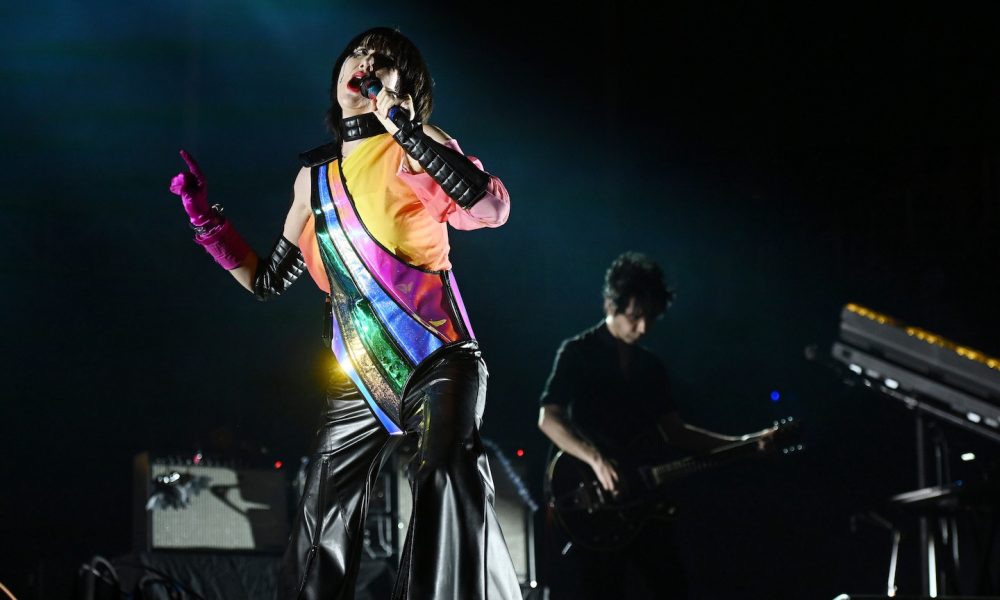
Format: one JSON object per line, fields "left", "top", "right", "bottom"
{"left": 372, "top": 87, "right": 413, "bottom": 135}
{"left": 169, "top": 149, "right": 216, "bottom": 228}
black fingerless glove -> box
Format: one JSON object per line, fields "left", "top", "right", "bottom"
{"left": 393, "top": 122, "right": 491, "bottom": 209}
{"left": 253, "top": 236, "right": 306, "bottom": 301}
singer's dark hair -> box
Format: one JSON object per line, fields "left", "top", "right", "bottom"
{"left": 325, "top": 27, "right": 434, "bottom": 144}
{"left": 603, "top": 252, "right": 675, "bottom": 318}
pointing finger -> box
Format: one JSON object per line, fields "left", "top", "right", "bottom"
{"left": 179, "top": 149, "right": 204, "bottom": 182}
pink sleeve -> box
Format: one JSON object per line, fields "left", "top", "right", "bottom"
{"left": 396, "top": 138, "right": 510, "bottom": 231}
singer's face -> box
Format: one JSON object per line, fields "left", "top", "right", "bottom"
{"left": 337, "top": 46, "right": 401, "bottom": 116}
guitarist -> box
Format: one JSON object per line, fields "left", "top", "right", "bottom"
{"left": 537, "top": 252, "right": 773, "bottom": 600}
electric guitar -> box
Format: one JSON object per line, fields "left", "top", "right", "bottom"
{"left": 546, "top": 418, "right": 802, "bottom": 551}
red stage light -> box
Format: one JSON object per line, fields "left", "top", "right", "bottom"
{"left": 516, "top": 449, "right": 525, "bottom": 457}
{"left": 274, "top": 460, "right": 283, "bottom": 469}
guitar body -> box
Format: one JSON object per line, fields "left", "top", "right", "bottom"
{"left": 546, "top": 451, "right": 677, "bottom": 552}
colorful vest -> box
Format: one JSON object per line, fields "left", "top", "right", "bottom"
{"left": 298, "top": 136, "right": 476, "bottom": 435}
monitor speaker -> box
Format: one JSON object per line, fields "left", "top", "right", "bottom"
{"left": 132, "top": 452, "right": 290, "bottom": 552}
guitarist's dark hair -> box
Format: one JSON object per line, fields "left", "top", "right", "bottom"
{"left": 603, "top": 252, "right": 675, "bottom": 318}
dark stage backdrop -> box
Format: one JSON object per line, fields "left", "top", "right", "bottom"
{"left": 3, "top": 2, "right": 999, "bottom": 598}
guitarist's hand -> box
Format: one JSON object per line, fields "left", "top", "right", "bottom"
{"left": 755, "top": 427, "right": 779, "bottom": 452}
{"left": 589, "top": 454, "right": 620, "bottom": 494}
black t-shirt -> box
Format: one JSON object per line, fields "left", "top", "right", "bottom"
{"left": 540, "top": 322, "right": 675, "bottom": 458}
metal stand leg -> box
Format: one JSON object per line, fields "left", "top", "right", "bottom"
{"left": 850, "top": 511, "right": 902, "bottom": 597}
{"left": 916, "top": 412, "right": 932, "bottom": 596}
{"left": 915, "top": 413, "right": 961, "bottom": 597}
{"left": 888, "top": 529, "right": 901, "bottom": 597}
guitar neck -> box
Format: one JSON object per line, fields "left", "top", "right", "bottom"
{"left": 648, "top": 437, "right": 762, "bottom": 485}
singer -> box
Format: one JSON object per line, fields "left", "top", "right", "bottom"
{"left": 167, "top": 27, "right": 521, "bottom": 600}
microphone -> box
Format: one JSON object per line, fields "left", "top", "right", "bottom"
{"left": 358, "top": 76, "right": 410, "bottom": 128}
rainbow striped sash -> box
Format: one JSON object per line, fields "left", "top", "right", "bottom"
{"left": 310, "top": 159, "right": 475, "bottom": 434}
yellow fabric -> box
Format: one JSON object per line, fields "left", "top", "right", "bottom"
{"left": 335, "top": 133, "right": 452, "bottom": 271}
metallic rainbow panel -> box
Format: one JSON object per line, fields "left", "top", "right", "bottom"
{"left": 327, "top": 165, "right": 475, "bottom": 343}
{"left": 310, "top": 158, "right": 478, "bottom": 435}
{"left": 313, "top": 169, "right": 411, "bottom": 433}
{"left": 315, "top": 205, "right": 412, "bottom": 396}
{"left": 320, "top": 164, "right": 445, "bottom": 365}
{"left": 328, "top": 303, "right": 403, "bottom": 435}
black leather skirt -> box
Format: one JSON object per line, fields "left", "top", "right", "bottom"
{"left": 281, "top": 342, "right": 521, "bottom": 600}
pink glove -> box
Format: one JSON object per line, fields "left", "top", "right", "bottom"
{"left": 167, "top": 149, "right": 250, "bottom": 270}
{"left": 169, "top": 150, "right": 218, "bottom": 228}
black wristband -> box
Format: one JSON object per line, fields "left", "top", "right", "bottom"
{"left": 393, "top": 123, "right": 491, "bottom": 209}
{"left": 252, "top": 236, "right": 306, "bottom": 301}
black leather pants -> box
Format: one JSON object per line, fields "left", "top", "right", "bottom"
{"left": 281, "top": 342, "right": 521, "bottom": 600}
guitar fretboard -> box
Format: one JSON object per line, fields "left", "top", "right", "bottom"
{"left": 649, "top": 439, "right": 758, "bottom": 483}
{"left": 648, "top": 421, "right": 800, "bottom": 485}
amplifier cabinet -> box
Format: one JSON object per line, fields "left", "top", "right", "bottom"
{"left": 133, "top": 452, "right": 289, "bottom": 553}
